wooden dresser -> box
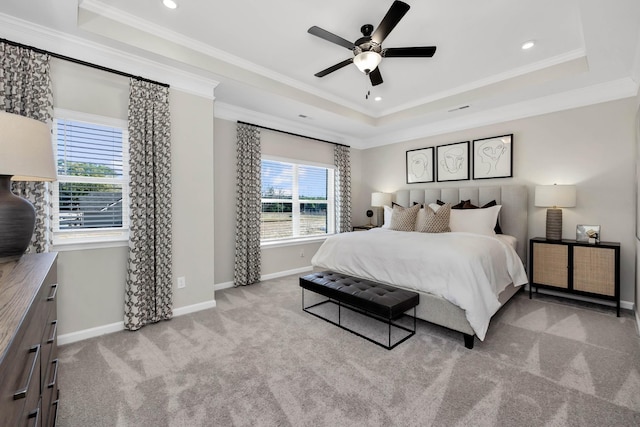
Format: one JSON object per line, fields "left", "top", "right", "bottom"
{"left": 0, "top": 253, "right": 59, "bottom": 426}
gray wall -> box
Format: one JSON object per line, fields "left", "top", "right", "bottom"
{"left": 356, "top": 98, "right": 637, "bottom": 304}
{"left": 52, "top": 60, "right": 215, "bottom": 335}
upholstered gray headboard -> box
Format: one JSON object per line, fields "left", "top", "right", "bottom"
{"left": 394, "top": 185, "right": 528, "bottom": 262}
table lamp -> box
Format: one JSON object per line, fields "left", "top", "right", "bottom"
{"left": 0, "top": 111, "right": 56, "bottom": 262}
{"left": 371, "top": 192, "right": 391, "bottom": 226}
{"left": 534, "top": 184, "right": 576, "bottom": 241}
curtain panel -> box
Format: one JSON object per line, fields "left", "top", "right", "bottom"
{"left": 0, "top": 42, "right": 53, "bottom": 253}
{"left": 234, "top": 123, "right": 261, "bottom": 286}
{"left": 334, "top": 145, "right": 351, "bottom": 233}
{"left": 125, "top": 79, "right": 173, "bottom": 331}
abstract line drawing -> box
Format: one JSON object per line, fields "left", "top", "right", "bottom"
{"left": 473, "top": 134, "right": 513, "bottom": 179}
{"left": 436, "top": 141, "right": 469, "bottom": 182}
{"left": 406, "top": 147, "right": 434, "bottom": 183}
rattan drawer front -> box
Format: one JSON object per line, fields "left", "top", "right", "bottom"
{"left": 573, "top": 246, "right": 615, "bottom": 296}
{"left": 533, "top": 243, "right": 568, "bottom": 288}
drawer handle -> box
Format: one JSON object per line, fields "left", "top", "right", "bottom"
{"left": 53, "top": 399, "right": 60, "bottom": 426}
{"left": 13, "top": 344, "right": 40, "bottom": 400}
{"left": 27, "top": 407, "right": 40, "bottom": 427}
{"left": 47, "top": 283, "right": 58, "bottom": 301}
{"left": 47, "top": 320, "right": 58, "bottom": 344}
{"left": 48, "top": 358, "right": 59, "bottom": 389}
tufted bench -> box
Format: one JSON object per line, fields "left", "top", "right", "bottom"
{"left": 299, "top": 271, "right": 419, "bottom": 349}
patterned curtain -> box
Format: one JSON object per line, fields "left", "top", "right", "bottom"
{"left": 0, "top": 42, "right": 53, "bottom": 253}
{"left": 234, "top": 123, "right": 261, "bottom": 287}
{"left": 125, "top": 79, "right": 173, "bottom": 331}
{"left": 334, "top": 144, "right": 351, "bottom": 233}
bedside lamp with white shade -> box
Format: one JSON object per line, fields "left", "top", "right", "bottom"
{"left": 0, "top": 111, "right": 56, "bottom": 262}
{"left": 371, "top": 192, "right": 392, "bottom": 227}
{"left": 534, "top": 184, "right": 576, "bottom": 241}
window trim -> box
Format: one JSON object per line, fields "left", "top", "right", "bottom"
{"left": 260, "top": 155, "right": 336, "bottom": 243}
{"left": 51, "top": 108, "right": 130, "bottom": 249}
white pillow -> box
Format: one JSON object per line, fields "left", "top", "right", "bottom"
{"left": 449, "top": 205, "right": 502, "bottom": 236}
{"left": 428, "top": 203, "right": 441, "bottom": 212}
{"left": 381, "top": 205, "right": 393, "bottom": 228}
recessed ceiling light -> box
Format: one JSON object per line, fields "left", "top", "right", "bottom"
{"left": 374, "top": 96, "right": 382, "bottom": 102}
{"left": 163, "top": 0, "right": 178, "bottom": 9}
{"left": 521, "top": 40, "right": 535, "bottom": 50}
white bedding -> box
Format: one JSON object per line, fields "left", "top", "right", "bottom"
{"left": 311, "top": 229, "right": 528, "bottom": 340}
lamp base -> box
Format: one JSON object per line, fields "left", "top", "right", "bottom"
{"left": 545, "top": 208, "right": 563, "bottom": 241}
{"left": 0, "top": 175, "right": 36, "bottom": 262}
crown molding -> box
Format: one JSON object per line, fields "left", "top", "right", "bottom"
{"left": 214, "top": 101, "right": 361, "bottom": 147}
{"left": 378, "top": 49, "right": 588, "bottom": 117}
{"left": 0, "top": 12, "right": 219, "bottom": 99}
{"left": 79, "top": 0, "right": 369, "bottom": 115}
{"left": 364, "top": 77, "right": 639, "bottom": 148}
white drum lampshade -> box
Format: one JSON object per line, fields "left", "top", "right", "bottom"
{"left": 534, "top": 184, "right": 576, "bottom": 241}
{"left": 371, "top": 192, "right": 391, "bottom": 227}
{"left": 0, "top": 111, "right": 56, "bottom": 261}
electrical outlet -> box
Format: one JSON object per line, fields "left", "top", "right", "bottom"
{"left": 177, "top": 276, "right": 186, "bottom": 289}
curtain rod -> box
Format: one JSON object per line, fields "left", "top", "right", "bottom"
{"left": 0, "top": 37, "right": 170, "bottom": 88}
{"left": 238, "top": 121, "right": 350, "bottom": 148}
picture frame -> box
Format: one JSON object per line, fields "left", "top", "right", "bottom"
{"left": 436, "top": 141, "right": 469, "bottom": 182}
{"left": 472, "top": 134, "right": 513, "bottom": 179}
{"left": 576, "top": 224, "right": 600, "bottom": 244}
{"left": 406, "top": 147, "right": 434, "bottom": 184}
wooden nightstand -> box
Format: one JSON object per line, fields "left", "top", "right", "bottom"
{"left": 352, "top": 224, "right": 378, "bottom": 231}
{"left": 529, "top": 237, "right": 621, "bottom": 316}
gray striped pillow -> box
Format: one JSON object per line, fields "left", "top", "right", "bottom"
{"left": 389, "top": 204, "right": 421, "bottom": 232}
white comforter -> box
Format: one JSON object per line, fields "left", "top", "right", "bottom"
{"left": 311, "top": 229, "right": 528, "bottom": 340}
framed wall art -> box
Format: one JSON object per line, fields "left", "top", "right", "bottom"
{"left": 436, "top": 141, "right": 469, "bottom": 182}
{"left": 406, "top": 147, "right": 434, "bottom": 184}
{"left": 472, "top": 134, "right": 513, "bottom": 179}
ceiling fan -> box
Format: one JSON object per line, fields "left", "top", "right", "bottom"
{"left": 308, "top": 0, "right": 437, "bottom": 87}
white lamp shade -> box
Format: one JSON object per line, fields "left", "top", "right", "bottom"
{"left": 371, "top": 192, "right": 392, "bottom": 207}
{"left": 0, "top": 111, "right": 56, "bottom": 181}
{"left": 534, "top": 185, "right": 576, "bottom": 208}
{"left": 353, "top": 51, "right": 382, "bottom": 74}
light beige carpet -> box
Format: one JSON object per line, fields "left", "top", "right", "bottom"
{"left": 57, "top": 275, "right": 640, "bottom": 426}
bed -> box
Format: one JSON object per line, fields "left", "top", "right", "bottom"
{"left": 311, "top": 185, "right": 529, "bottom": 348}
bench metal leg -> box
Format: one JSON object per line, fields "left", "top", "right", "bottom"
{"left": 301, "top": 288, "right": 417, "bottom": 350}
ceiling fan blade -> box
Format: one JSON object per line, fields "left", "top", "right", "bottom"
{"left": 315, "top": 58, "right": 354, "bottom": 77}
{"left": 369, "top": 67, "right": 383, "bottom": 86}
{"left": 383, "top": 46, "right": 437, "bottom": 58}
{"left": 371, "top": 1, "right": 411, "bottom": 45}
{"left": 308, "top": 26, "right": 355, "bottom": 50}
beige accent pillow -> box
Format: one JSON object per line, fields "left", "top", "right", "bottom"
{"left": 417, "top": 203, "right": 451, "bottom": 233}
{"left": 389, "top": 204, "right": 421, "bottom": 232}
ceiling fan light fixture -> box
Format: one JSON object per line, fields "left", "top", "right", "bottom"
{"left": 353, "top": 51, "right": 382, "bottom": 74}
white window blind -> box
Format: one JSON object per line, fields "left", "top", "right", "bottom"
{"left": 261, "top": 158, "right": 334, "bottom": 241}
{"left": 52, "top": 111, "right": 129, "bottom": 244}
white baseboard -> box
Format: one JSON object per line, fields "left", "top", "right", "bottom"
{"left": 58, "top": 299, "right": 217, "bottom": 346}
{"left": 58, "top": 321, "right": 124, "bottom": 346}
{"left": 172, "top": 299, "right": 216, "bottom": 316}
{"left": 214, "top": 281, "right": 234, "bottom": 291}
{"left": 214, "top": 266, "right": 313, "bottom": 292}
{"left": 260, "top": 265, "right": 313, "bottom": 281}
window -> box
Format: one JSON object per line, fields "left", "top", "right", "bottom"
{"left": 261, "top": 157, "right": 335, "bottom": 242}
{"left": 52, "top": 109, "right": 129, "bottom": 246}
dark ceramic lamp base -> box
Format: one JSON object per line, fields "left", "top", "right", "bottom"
{"left": 0, "top": 175, "right": 36, "bottom": 262}
{"left": 545, "top": 208, "right": 562, "bottom": 241}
